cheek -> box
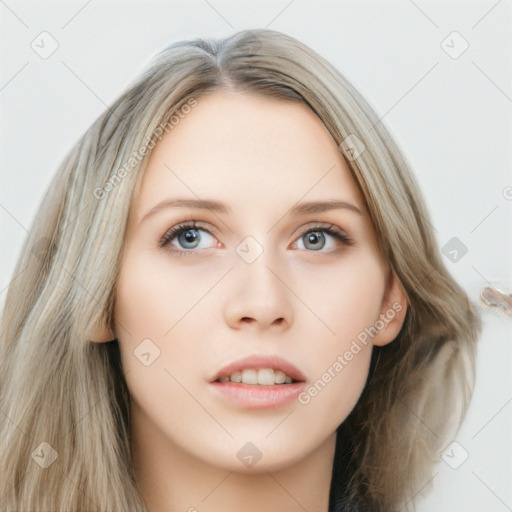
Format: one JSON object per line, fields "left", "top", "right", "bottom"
{"left": 114, "top": 247, "right": 220, "bottom": 342}
{"left": 296, "top": 340, "right": 372, "bottom": 440}
{"left": 113, "top": 250, "right": 213, "bottom": 437}
{"left": 113, "top": 247, "right": 221, "bottom": 387}
{"left": 287, "top": 252, "right": 384, "bottom": 425}
{"left": 114, "top": 253, "right": 171, "bottom": 341}
{"left": 292, "top": 250, "right": 386, "bottom": 345}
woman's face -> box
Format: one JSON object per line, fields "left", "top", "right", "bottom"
{"left": 111, "top": 90, "right": 406, "bottom": 473}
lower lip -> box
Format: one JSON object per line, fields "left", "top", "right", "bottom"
{"left": 209, "top": 381, "right": 306, "bottom": 409}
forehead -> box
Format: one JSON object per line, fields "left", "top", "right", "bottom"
{"left": 131, "top": 91, "right": 363, "bottom": 223}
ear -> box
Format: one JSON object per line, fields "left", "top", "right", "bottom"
{"left": 372, "top": 268, "right": 408, "bottom": 347}
{"left": 90, "top": 318, "right": 116, "bottom": 343}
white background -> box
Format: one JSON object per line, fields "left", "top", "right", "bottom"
{"left": 1, "top": 1, "right": 511, "bottom": 510}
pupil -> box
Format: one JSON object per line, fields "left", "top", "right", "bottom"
{"left": 180, "top": 229, "right": 199, "bottom": 248}
{"left": 305, "top": 231, "right": 325, "bottom": 250}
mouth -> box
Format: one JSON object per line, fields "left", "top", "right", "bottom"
{"left": 208, "top": 354, "right": 307, "bottom": 409}
{"left": 210, "top": 354, "right": 306, "bottom": 384}
{"left": 214, "top": 368, "right": 301, "bottom": 385}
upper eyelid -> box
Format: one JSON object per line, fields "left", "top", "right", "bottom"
{"left": 160, "top": 220, "right": 350, "bottom": 247}
{"left": 162, "top": 219, "right": 345, "bottom": 235}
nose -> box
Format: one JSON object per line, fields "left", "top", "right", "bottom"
{"left": 223, "top": 250, "right": 294, "bottom": 332}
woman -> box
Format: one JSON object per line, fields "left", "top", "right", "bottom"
{"left": 0, "top": 28, "right": 481, "bottom": 511}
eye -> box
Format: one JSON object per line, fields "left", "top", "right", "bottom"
{"left": 292, "top": 224, "right": 353, "bottom": 252}
{"left": 159, "top": 221, "right": 218, "bottom": 256}
{"left": 159, "top": 221, "right": 353, "bottom": 257}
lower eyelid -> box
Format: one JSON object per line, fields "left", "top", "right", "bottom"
{"left": 159, "top": 223, "right": 353, "bottom": 254}
{"left": 293, "top": 229, "right": 352, "bottom": 250}
{"left": 161, "top": 227, "right": 216, "bottom": 252}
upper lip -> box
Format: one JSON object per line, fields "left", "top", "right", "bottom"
{"left": 210, "top": 354, "right": 307, "bottom": 383}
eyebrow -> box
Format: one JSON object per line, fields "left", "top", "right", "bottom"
{"left": 139, "top": 198, "right": 363, "bottom": 226}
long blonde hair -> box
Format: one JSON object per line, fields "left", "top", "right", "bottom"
{"left": 0, "top": 29, "right": 481, "bottom": 511}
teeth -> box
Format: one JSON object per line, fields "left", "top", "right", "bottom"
{"left": 241, "top": 369, "right": 258, "bottom": 385}
{"left": 220, "top": 368, "right": 296, "bottom": 385}
{"left": 274, "top": 370, "right": 286, "bottom": 384}
{"left": 257, "top": 368, "right": 275, "bottom": 385}
{"left": 230, "top": 371, "right": 242, "bottom": 383}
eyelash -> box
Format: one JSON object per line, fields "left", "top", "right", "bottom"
{"left": 158, "top": 220, "right": 354, "bottom": 257}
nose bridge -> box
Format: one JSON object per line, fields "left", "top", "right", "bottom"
{"left": 223, "top": 237, "right": 294, "bottom": 329}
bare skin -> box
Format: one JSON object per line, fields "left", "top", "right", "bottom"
{"left": 93, "top": 90, "right": 407, "bottom": 512}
